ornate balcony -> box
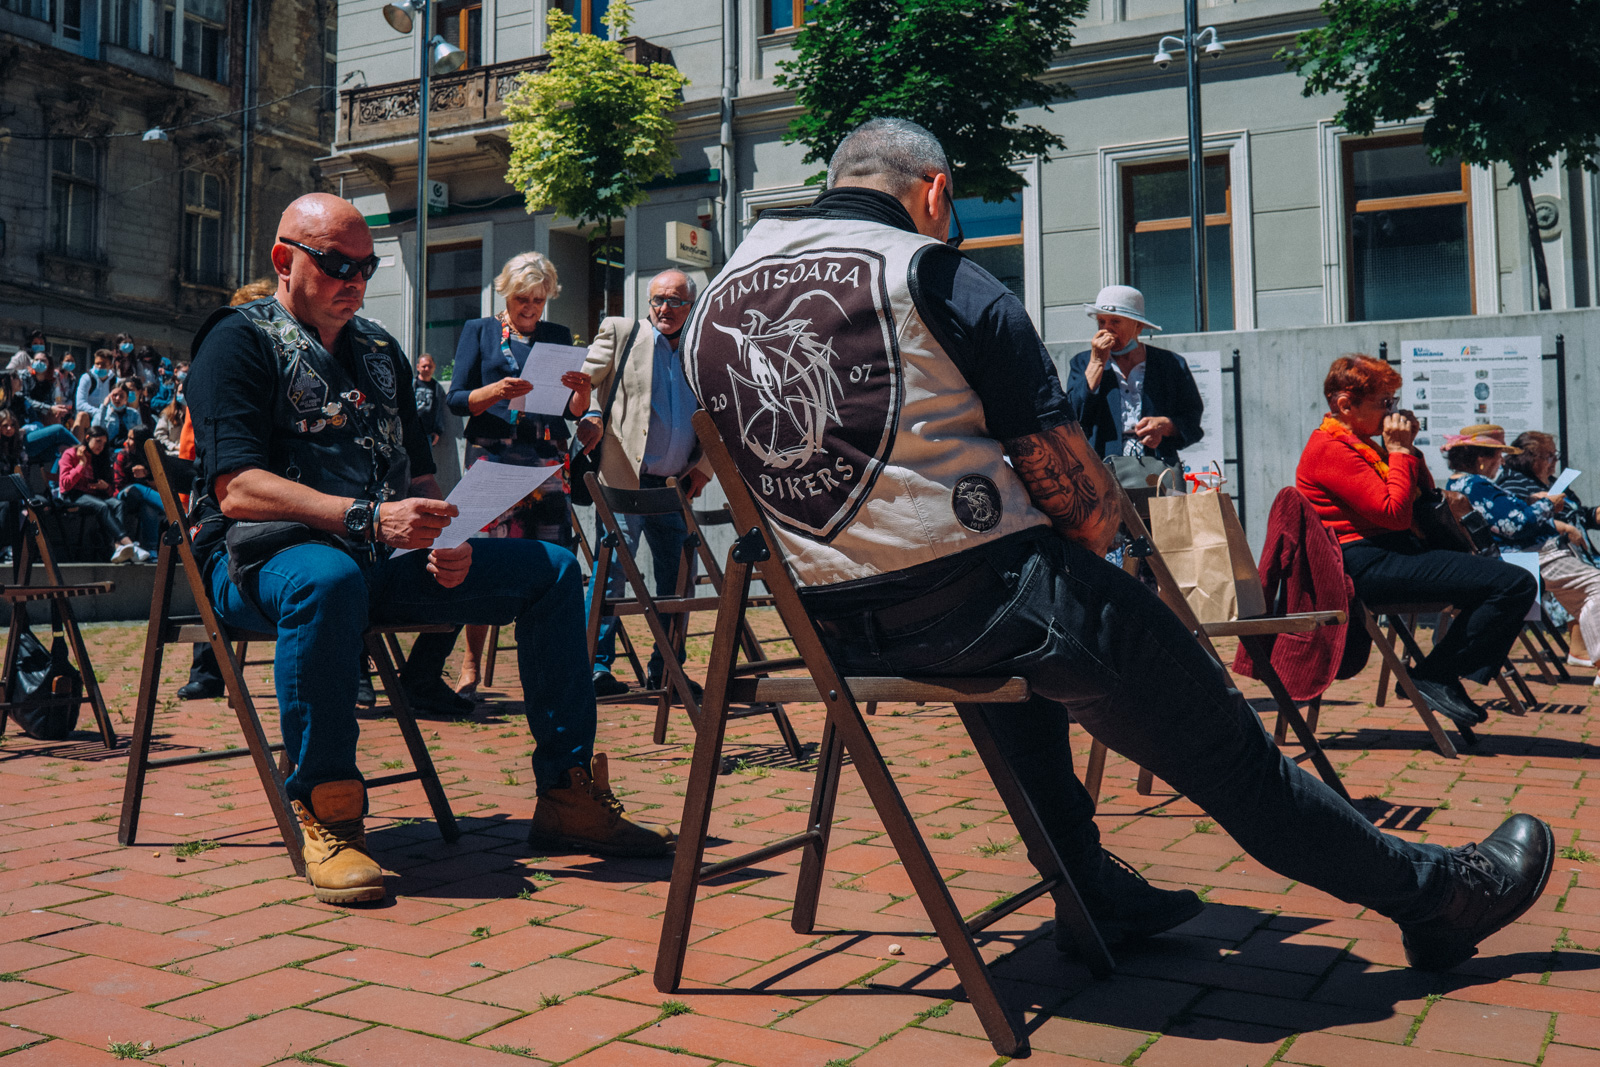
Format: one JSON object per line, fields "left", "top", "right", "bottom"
{"left": 336, "top": 38, "right": 673, "bottom": 149}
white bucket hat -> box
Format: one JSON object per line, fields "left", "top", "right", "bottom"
{"left": 1085, "top": 285, "right": 1161, "bottom": 331}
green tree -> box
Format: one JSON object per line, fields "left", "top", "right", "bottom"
{"left": 775, "top": 0, "right": 1087, "bottom": 202}
{"left": 1283, "top": 0, "right": 1600, "bottom": 311}
{"left": 504, "top": 1, "right": 689, "bottom": 234}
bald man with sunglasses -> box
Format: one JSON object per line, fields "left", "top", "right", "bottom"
{"left": 186, "top": 195, "right": 671, "bottom": 906}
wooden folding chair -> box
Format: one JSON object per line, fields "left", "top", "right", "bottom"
{"left": 1085, "top": 487, "right": 1351, "bottom": 803}
{"left": 118, "top": 441, "right": 459, "bottom": 877}
{"left": 0, "top": 474, "right": 116, "bottom": 748}
{"left": 655, "top": 412, "right": 1113, "bottom": 1058}
{"left": 587, "top": 474, "right": 803, "bottom": 760}
{"left": 483, "top": 506, "right": 648, "bottom": 689}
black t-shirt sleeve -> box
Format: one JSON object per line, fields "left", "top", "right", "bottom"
{"left": 188, "top": 313, "right": 276, "bottom": 489}
{"left": 910, "top": 247, "right": 1073, "bottom": 441}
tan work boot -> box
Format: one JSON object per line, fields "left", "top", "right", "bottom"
{"left": 292, "top": 780, "right": 385, "bottom": 904}
{"left": 529, "top": 753, "right": 673, "bottom": 857}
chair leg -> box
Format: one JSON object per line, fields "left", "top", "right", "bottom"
{"left": 1360, "top": 609, "right": 1457, "bottom": 758}
{"left": 791, "top": 720, "right": 844, "bottom": 934}
{"left": 1494, "top": 665, "right": 1528, "bottom": 716}
{"left": 1374, "top": 620, "right": 1395, "bottom": 707}
{"left": 366, "top": 634, "right": 459, "bottom": 843}
{"left": 1083, "top": 737, "right": 1109, "bottom": 803}
{"left": 484, "top": 624, "right": 499, "bottom": 687}
{"left": 1238, "top": 635, "right": 1350, "bottom": 801}
{"left": 1518, "top": 630, "right": 1556, "bottom": 686}
{"left": 1529, "top": 623, "right": 1571, "bottom": 683}
{"left": 957, "top": 703, "right": 1113, "bottom": 977}
{"left": 1306, "top": 696, "right": 1322, "bottom": 733}
{"left": 119, "top": 540, "right": 179, "bottom": 848}
{"left": 1136, "top": 766, "right": 1155, "bottom": 795}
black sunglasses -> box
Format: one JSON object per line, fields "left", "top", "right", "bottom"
{"left": 278, "top": 237, "right": 381, "bottom": 282}
{"left": 922, "top": 174, "right": 964, "bottom": 249}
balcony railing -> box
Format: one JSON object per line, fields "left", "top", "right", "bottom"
{"left": 336, "top": 38, "right": 672, "bottom": 149}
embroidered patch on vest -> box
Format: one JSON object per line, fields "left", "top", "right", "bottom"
{"left": 363, "top": 347, "right": 396, "bottom": 399}
{"left": 952, "top": 475, "right": 1003, "bottom": 533}
{"left": 686, "top": 249, "right": 899, "bottom": 541}
{"left": 286, "top": 358, "right": 329, "bottom": 415}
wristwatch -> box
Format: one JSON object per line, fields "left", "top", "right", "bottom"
{"left": 343, "top": 499, "right": 377, "bottom": 542}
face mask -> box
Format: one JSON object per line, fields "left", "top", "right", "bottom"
{"left": 92, "top": 367, "right": 110, "bottom": 380}
{"left": 113, "top": 400, "right": 127, "bottom": 411}
{"left": 118, "top": 342, "right": 134, "bottom": 355}
{"left": 31, "top": 344, "right": 44, "bottom": 354}
{"left": 176, "top": 372, "right": 187, "bottom": 382}
{"left": 31, "top": 361, "right": 47, "bottom": 374}
{"left": 1110, "top": 337, "right": 1140, "bottom": 357}
{"left": 61, "top": 361, "right": 75, "bottom": 373}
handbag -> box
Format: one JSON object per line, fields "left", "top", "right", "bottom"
{"left": 1411, "top": 487, "right": 1477, "bottom": 554}
{"left": 5, "top": 625, "right": 81, "bottom": 741}
{"left": 224, "top": 520, "right": 347, "bottom": 617}
{"left": 569, "top": 320, "right": 641, "bottom": 507}
{"left": 1148, "top": 480, "right": 1266, "bottom": 624}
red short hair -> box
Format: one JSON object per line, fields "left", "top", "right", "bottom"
{"left": 1323, "top": 354, "right": 1402, "bottom": 408}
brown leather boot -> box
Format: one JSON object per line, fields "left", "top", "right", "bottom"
{"left": 292, "top": 780, "right": 385, "bottom": 904}
{"left": 529, "top": 754, "right": 673, "bottom": 857}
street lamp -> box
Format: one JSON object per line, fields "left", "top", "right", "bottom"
{"left": 1153, "top": 5, "right": 1224, "bottom": 332}
{"left": 380, "top": 0, "right": 466, "bottom": 367}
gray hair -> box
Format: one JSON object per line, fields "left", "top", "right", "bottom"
{"left": 651, "top": 269, "right": 697, "bottom": 301}
{"left": 826, "top": 117, "right": 950, "bottom": 197}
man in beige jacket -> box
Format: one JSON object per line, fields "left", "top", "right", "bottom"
{"left": 571, "top": 269, "right": 712, "bottom": 697}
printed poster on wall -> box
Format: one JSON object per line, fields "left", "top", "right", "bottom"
{"left": 1400, "top": 337, "right": 1543, "bottom": 482}
{"left": 1177, "top": 350, "right": 1226, "bottom": 482}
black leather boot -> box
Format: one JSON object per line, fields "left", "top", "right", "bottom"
{"left": 1057, "top": 848, "right": 1204, "bottom": 948}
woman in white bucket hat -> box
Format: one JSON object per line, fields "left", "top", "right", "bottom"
{"left": 1064, "top": 284, "right": 1204, "bottom": 466}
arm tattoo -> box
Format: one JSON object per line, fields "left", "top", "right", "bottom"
{"left": 1005, "top": 424, "right": 1119, "bottom": 553}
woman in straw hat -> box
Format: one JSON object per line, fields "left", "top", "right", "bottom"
{"left": 1449, "top": 426, "right": 1600, "bottom": 684}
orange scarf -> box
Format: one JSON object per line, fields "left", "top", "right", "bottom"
{"left": 1317, "top": 414, "right": 1389, "bottom": 479}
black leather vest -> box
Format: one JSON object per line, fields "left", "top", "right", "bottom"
{"left": 195, "top": 297, "right": 411, "bottom": 509}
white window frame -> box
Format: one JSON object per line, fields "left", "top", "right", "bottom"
{"left": 739, "top": 181, "right": 817, "bottom": 236}
{"left": 1317, "top": 119, "right": 1497, "bottom": 324}
{"left": 1098, "top": 131, "right": 1256, "bottom": 332}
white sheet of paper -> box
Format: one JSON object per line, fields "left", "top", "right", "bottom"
{"left": 1549, "top": 467, "right": 1582, "bottom": 497}
{"left": 1500, "top": 551, "right": 1545, "bottom": 622}
{"left": 392, "top": 461, "right": 561, "bottom": 556}
{"left": 510, "top": 342, "right": 590, "bottom": 416}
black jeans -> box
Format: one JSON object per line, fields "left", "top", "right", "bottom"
{"left": 1342, "top": 534, "right": 1537, "bottom": 685}
{"left": 814, "top": 530, "right": 1457, "bottom": 924}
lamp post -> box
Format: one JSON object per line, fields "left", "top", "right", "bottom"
{"left": 1154, "top": 1, "right": 1224, "bottom": 333}
{"left": 381, "top": 1, "right": 465, "bottom": 366}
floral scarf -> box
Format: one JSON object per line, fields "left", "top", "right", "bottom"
{"left": 1317, "top": 414, "right": 1389, "bottom": 479}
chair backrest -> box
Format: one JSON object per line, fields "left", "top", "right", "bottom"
{"left": 142, "top": 439, "right": 187, "bottom": 527}
{"left": 593, "top": 479, "right": 689, "bottom": 518}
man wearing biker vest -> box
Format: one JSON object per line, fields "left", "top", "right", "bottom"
{"left": 188, "top": 195, "right": 670, "bottom": 905}
{"left": 680, "top": 119, "right": 1552, "bottom": 970}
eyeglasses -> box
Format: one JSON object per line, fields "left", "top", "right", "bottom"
{"left": 277, "top": 237, "right": 381, "bottom": 282}
{"left": 922, "top": 174, "right": 965, "bottom": 249}
{"left": 649, "top": 296, "right": 692, "bottom": 309}
{"left": 1379, "top": 395, "right": 1398, "bottom": 413}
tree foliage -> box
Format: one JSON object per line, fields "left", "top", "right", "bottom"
{"left": 775, "top": 0, "right": 1086, "bottom": 202}
{"left": 504, "top": 1, "right": 689, "bottom": 232}
{"left": 1283, "top": 0, "right": 1600, "bottom": 309}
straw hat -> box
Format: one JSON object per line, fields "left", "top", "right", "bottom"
{"left": 1084, "top": 285, "right": 1161, "bottom": 331}
{"left": 1442, "top": 424, "right": 1521, "bottom": 453}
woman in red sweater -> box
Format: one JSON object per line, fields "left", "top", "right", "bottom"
{"left": 1296, "top": 355, "right": 1534, "bottom": 730}
{"left": 58, "top": 425, "right": 147, "bottom": 563}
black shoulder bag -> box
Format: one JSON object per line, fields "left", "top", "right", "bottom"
{"left": 568, "top": 320, "right": 641, "bottom": 508}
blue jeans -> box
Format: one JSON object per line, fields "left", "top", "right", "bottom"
{"left": 208, "top": 537, "right": 596, "bottom": 803}
{"left": 588, "top": 474, "right": 696, "bottom": 678}
{"left": 118, "top": 484, "right": 163, "bottom": 547}
{"left": 21, "top": 424, "right": 78, "bottom": 464}
{"left": 812, "top": 530, "right": 1457, "bottom": 924}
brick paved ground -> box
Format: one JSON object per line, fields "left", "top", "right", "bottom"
{"left": 1, "top": 616, "right": 1598, "bottom": 1065}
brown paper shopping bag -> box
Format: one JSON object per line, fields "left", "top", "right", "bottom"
{"left": 1148, "top": 489, "right": 1265, "bottom": 625}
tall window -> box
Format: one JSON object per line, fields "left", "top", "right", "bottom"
{"left": 439, "top": 2, "right": 482, "bottom": 67}
{"left": 1344, "top": 135, "right": 1472, "bottom": 322}
{"left": 50, "top": 138, "right": 97, "bottom": 258}
{"left": 165, "top": 0, "right": 228, "bottom": 81}
{"left": 556, "top": 0, "right": 610, "bottom": 38}
{"left": 1122, "top": 157, "right": 1233, "bottom": 333}
{"left": 426, "top": 241, "right": 482, "bottom": 367}
{"left": 183, "top": 171, "right": 223, "bottom": 287}
{"left": 953, "top": 193, "right": 1024, "bottom": 303}
{"left": 766, "top": 0, "right": 808, "bottom": 33}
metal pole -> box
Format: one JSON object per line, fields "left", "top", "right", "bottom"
{"left": 1556, "top": 333, "right": 1569, "bottom": 468}
{"left": 720, "top": 0, "right": 738, "bottom": 262}
{"left": 1185, "top": 0, "right": 1208, "bottom": 333}
{"left": 413, "top": 1, "right": 432, "bottom": 368}
{"left": 238, "top": 0, "right": 254, "bottom": 287}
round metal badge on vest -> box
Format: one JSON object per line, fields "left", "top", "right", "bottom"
{"left": 952, "top": 474, "right": 1002, "bottom": 532}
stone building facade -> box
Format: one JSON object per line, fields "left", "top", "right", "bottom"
{"left": 0, "top": 0, "right": 337, "bottom": 363}
{"left": 324, "top": 0, "right": 1597, "bottom": 374}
